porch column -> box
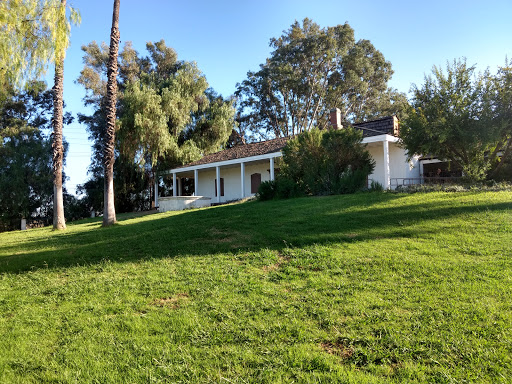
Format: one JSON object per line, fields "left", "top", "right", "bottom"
{"left": 240, "top": 162, "right": 245, "bottom": 198}
{"left": 172, "top": 173, "right": 177, "bottom": 197}
{"left": 383, "top": 139, "right": 390, "bottom": 189}
{"left": 194, "top": 169, "right": 199, "bottom": 196}
{"left": 216, "top": 166, "right": 221, "bottom": 203}
{"left": 270, "top": 157, "right": 275, "bottom": 181}
{"left": 154, "top": 176, "right": 159, "bottom": 208}
{"left": 178, "top": 177, "right": 182, "bottom": 196}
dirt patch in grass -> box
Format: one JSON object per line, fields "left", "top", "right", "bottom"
{"left": 262, "top": 264, "right": 279, "bottom": 273}
{"left": 322, "top": 339, "right": 404, "bottom": 372}
{"left": 207, "top": 228, "right": 251, "bottom": 247}
{"left": 321, "top": 339, "right": 354, "bottom": 360}
{"left": 152, "top": 293, "right": 189, "bottom": 309}
{"left": 262, "top": 253, "right": 290, "bottom": 273}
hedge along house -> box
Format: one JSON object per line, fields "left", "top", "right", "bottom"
{"left": 156, "top": 109, "right": 420, "bottom": 212}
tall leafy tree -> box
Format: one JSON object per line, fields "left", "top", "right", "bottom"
{"left": 0, "top": 0, "right": 79, "bottom": 89}
{"left": 119, "top": 43, "right": 235, "bottom": 173}
{"left": 1, "top": 0, "right": 80, "bottom": 230}
{"left": 0, "top": 82, "right": 72, "bottom": 231}
{"left": 488, "top": 59, "right": 512, "bottom": 180}
{"left": 400, "top": 59, "right": 511, "bottom": 182}
{"left": 235, "top": 18, "right": 406, "bottom": 140}
{"left": 103, "top": 0, "right": 120, "bottom": 226}
{"left": 78, "top": 40, "right": 235, "bottom": 212}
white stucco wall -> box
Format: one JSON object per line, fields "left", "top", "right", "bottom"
{"left": 194, "top": 160, "right": 275, "bottom": 203}
{"left": 158, "top": 196, "right": 211, "bottom": 212}
{"left": 389, "top": 143, "right": 420, "bottom": 180}
{"left": 367, "top": 144, "right": 385, "bottom": 187}
{"left": 367, "top": 142, "right": 420, "bottom": 189}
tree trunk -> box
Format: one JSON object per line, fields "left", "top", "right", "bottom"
{"left": 103, "top": 0, "right": 120, "bottom": 227}
{"left": 52, "top": 0, "right": 66, "bottom": 230}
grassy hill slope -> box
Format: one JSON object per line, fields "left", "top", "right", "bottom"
{"left": 0, "top": 191, "right": 511, "bottom": 383}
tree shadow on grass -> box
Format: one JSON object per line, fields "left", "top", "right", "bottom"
{"left": 0, "top": 192, "right": 510, "bottom": 274}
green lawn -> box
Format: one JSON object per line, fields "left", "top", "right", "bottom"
{"left": 0, "top": 191, "right": 511, "bottom": 383}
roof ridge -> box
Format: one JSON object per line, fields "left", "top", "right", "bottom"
{"left": 353, "top": 115, "right": 396, "bottom": 126}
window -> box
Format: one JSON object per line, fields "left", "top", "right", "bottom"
{"left": 214, "top": 178, "right": 224, "bottom": 197}
{"left": 251, "top": 173, "right": 261, "bottom": 194}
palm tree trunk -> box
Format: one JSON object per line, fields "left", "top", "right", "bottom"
{"left": 103, "top": 0, "right": 120, "bottom": 226}
{"left": 52, "top": 0, "right": 67, "bottom": 230}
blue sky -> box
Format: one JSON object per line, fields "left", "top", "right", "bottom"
{"left": 54, "top": 0, "right": 512, "bottom": 194}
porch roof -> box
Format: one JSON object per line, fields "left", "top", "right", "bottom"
{"left": 163, "top": 133, "right": 397, "bottom": 175}
{"left": 162, "top": 137, "right": 287, "bottom": 175}
{"left": 169, "top": 137, "right": 288, "bottom": 172}
{"left": 180, "top": 137, "right": 289, "bottom": 168}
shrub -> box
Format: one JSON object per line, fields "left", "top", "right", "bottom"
{"left": 394, "top": 181, "right": 512, "bottom": 193}
{"left": 256, "top": 180, "right": 277, "bottom": 201}
{"left": 275, "top": 177, "right": 304, "bottom": 199}
{"left": 281, "top": 127, "right": 375, "bottom": 196}
{"left": 257, "top": 127, "right": 375, "bottom": 201}
{"left": 369, "top": 180, "right": 384, "bottom": 192}
{"left": 256, "top": 177, "right": 304, "bottom": 201}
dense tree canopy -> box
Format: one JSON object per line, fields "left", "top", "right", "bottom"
{"left": 0, "top": 0, "right": 79, "bottom": 90}
{"left": 400, "top": 59, "right": 512, "bottom": 181}
{"left": 235, "top": 18, "right": 407, "bottom": 140}
{"left": 490, "top": 60, "right": 512, "bottom": 180}
{"left": 77, "top": 39, "right": 235, "bottom": 213}
{"left": 1, "top": 0, "right": 80, "bottom": 229}
{"left": 117, "top": 41, "right": 235, "bottom": 173}
{"left": 0, "top": 82, "right": 73, "bottom": 230}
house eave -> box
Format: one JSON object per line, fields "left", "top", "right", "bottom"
{"left": 162, "top": 134, "right": 397, "bottom": 175}
{"left": 362, "top": 134, "right": 398, "bottom": 144}
{"left": 162, "top": 150, "right": 283, "bottom": 175}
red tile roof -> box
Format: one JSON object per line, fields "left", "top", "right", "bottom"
{"left": 175, "top": 136, "right": 289, "bottom": 169}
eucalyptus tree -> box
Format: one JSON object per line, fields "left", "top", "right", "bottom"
{"left": 119, "top": 42, "right": 235, "bottom": 175}
{"left": 235, "top": 18, "right": 407, "bottom": 139}
{"left": 78, "top": 39, "right": 235, "bottom": 213}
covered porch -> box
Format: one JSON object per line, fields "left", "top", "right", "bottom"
{"left": 155, "top": 151, "right": 282, "bottom": 211}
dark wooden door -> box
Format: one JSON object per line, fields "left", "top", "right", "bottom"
{"left": 251, "top": 173, "right": 261, "bottom": 194}
{"left": 214, "top": 178, "right": 224, "bottom": 196}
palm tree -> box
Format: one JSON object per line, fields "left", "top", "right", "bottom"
{"left": 103, "top": 0, "right": 120, "bottom": 226}
{"left": 52, "top": 0, "right": 67, "bottom": 230}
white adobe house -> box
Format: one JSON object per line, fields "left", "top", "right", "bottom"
{"left": 156, "top": 109, "right": 420, "bottom": 212}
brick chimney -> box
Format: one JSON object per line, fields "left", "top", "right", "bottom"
{"left": 392, "top": 115, "right": 400, "bottom": 136}
{"left": 329, "top": 108, "right": 343, "bottom": 130}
